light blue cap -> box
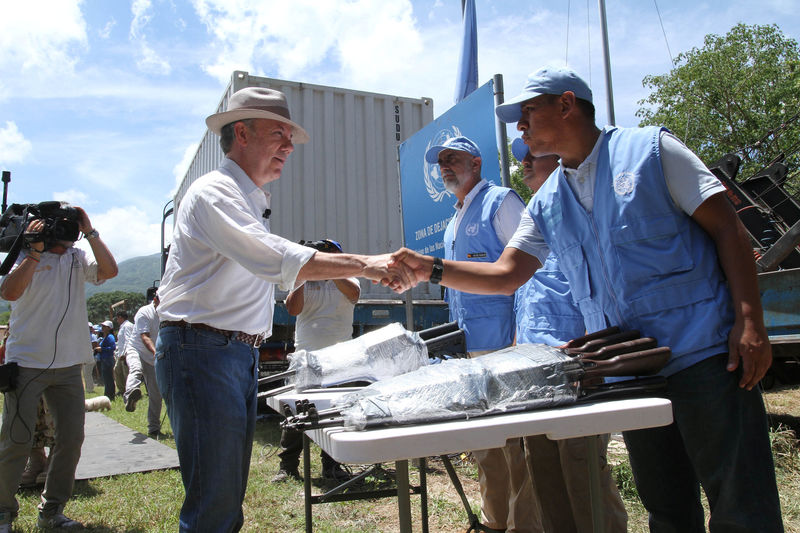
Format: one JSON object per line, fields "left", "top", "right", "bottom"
{"left": 511, "top": 138, "right": 529, "bottom": 162}
{"left": 496, "top": 66, "right": 593, "bottom": 123}
{"left": 424, "top": 136, "right": 482, "bottom": 164}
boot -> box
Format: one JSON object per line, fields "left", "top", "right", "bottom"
{"left": 19, "top": 447, "right": 48, "bottom": 488}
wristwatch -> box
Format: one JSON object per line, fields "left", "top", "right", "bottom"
{"left": 430, "top": 257, "right": 444, "bottom": 284}
{"left": 84, "top": 229, "right": 99, "bottom": 240}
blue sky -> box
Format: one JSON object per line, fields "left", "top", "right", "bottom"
{"left": 0, "top": 0, "right": 797, "bottom": 262}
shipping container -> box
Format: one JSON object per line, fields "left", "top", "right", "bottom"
{"left": 175, "top": 70, "right": 441, "bottom": 302}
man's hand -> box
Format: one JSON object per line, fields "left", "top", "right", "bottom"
{"left": 727, "top": 316, "right": 772, "bottom": 390}
{"left": 23, "top": 219, "right": 46, "bottom": 252}
{"left": 361, "top": 253, "right": 417, "bottom": 292}
{"left": 75, "top": 206, "right": 93, "bottom": 234}
{"left": 389, "top": 248, "right": 434, "bottom": 286}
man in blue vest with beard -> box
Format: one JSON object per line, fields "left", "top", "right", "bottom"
{"left": 394, "top": 67, "right": 783, "bottom": 531}
{"left": 424, "top": 136, "right": 542, "bottom": 533}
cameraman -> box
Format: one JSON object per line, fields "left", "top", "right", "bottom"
{"left": 0, "top": 207, "right": 117, "bottom": 531}
{"left": 273, "top": 239, "right": 359, "bottom": 484}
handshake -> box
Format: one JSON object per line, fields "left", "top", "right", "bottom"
{"left": 365, "top": 248, "right": 435, "bottom": 293}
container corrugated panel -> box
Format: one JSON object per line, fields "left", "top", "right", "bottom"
{"left": 175, "top": 71, "right": 438, "bottom": 300}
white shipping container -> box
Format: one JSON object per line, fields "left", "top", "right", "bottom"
{"left": 175, "top": 71, "right": 438, "bottom": 300}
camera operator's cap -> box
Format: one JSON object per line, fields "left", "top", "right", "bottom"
{"left": 511, "top": 138, "right": 529, "bottom": 162}
{"left": 495, "top": 66, "right": 593, "bottom": 123}
{"left": 101, "top": 320, "right": 113, "bottom": 328}
{"left": 205, "top": 87, "right": 310, "bottom": 144}
{"left": 424, "top": 136, "right": 482, "bottom": 164}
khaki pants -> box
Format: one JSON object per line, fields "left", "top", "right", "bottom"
{"left": 473, "top": 438, "right": 543, "bottom": 533}
{"left": 113, "top": 356, "right": 128, "bottom": 397}
{"left": 0, "top": 365, "right": 85, "bottom": 518}
{"left": 468, "top": 349, "right": 543, "bottom": 533}
{"left": 524, "top": 434, "right": 627, "bottom": 533}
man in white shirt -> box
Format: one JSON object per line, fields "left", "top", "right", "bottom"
{"left": 112, "top": 310, "right": 134, "bottom": 397}
{"left": 273, "top": 238, "right": 360, "bottom": 484}
{"left": 123, "top": 296, "right": 162, "bottom": 439}
{"left": 0, "top": 207, "right": 117, "bottom": 532}
{"left": 155, "top": 87, "right": 411, "bottom": 532}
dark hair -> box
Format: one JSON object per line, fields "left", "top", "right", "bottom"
{"left": 575, "top": 97, "right": 596, "bottom": 123}
{"left": 115, "top": 310, "right": 128, "bottom": 320}
{"left": 219, "top": 119, "right": 254, "bottom": 154}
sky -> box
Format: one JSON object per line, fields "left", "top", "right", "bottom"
{"left": 0, "top": 0, "right": 798, "bottom": 264}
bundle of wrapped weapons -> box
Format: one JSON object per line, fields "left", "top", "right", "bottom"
{"left": 259, "top": 321, "right": 465, "bottom": 397}
{"left": 282, "top": 328, "right": 671, "bottom": 431}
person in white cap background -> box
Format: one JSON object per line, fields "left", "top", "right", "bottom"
{"left": 155, "top": 86, "right": 412, "bottom": 532}
{"left": 423, "top": 136, "right": 540, "bottom": 533}
{"left": 122, "top": 294, "right": 163, "bottom": 439}
{"left": 97, "top": 320, "right": 116, "bottom": 401}
{"left": 511, "top": 137, "right": 627, "bottom": 533}
{"left": 392, "top": 66, "right": 782, "bottom": 531}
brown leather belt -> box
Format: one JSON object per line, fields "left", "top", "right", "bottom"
{"left": 160, "top": 320, "right": 266, "bottom": 347}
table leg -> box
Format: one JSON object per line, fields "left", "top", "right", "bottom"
{"left": 304, "top": 433, "right": 313, "bottom": 533}
{"left": 396, "top": 459, "right": 412, "bottom": 533}
{"left": 419, "top": 458, "right": 428, "bottom": 533}
{"left": 587, "top": 434, "right": 605, "bottom": 533}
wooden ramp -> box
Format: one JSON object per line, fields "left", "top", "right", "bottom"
{"left": 75, "top": 412, "right": 179, "bottom": 480}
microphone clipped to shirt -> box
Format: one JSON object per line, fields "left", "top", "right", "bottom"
{"left": 263, "top": 209, "right": 271, "bottom": 219}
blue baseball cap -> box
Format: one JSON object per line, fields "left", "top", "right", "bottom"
{"left": 511, "top": 138, "right": 529, "bottom": 162}
{"left": 495, "top": 66, "right": 593, "bottom": 123}
{"left": 424, "top": 136, "right": 482, "bottom": 164}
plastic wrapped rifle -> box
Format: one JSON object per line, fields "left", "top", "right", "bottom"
{"left": 282, "top": 327, "right": 671, "bottom": 431}
{"left": 258, "top": 321, "right": 465, "bottom": 399}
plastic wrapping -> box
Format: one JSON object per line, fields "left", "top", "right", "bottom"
{"left": 288, "top": 323, "right": 429, "bottom": 391}
{"left": 336, "top": 344, "right": 583, "bottom": 430}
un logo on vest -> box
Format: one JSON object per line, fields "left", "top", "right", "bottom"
{"left": 613, "top": 171, "right": 635, "bottom": 196}
{"left": 465, "top": 223, "right": 479, "bottom": 236}
{"left": 423, "top": 127, "right": 462, "bottom": 202}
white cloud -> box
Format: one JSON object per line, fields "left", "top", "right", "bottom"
{"left": 99, "top": 18, "right": 117, "bottom": 39}
{"left": 0, "top": 122, "right": 33, "bottom": 166}
{"left": 130, "top": 0, "right": 171, "bottom": 75}
{"left": 191, "top": 0, "right": 425, "bottom": 87}
{"left": 171, "top": 142, "right": 199, "bottom": 197}
{"left": 0, "top": 0, "right": 87, "bottom": 76}
{"left": 74, "top": 205, "right": 163, "bottom": 262}
{"left": 52, "top": 189, "right": 91, "bottom": 207}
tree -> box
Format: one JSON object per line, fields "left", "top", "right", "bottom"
{"left": 86, "top": 291, "right": 147, "bottom": 325}
{"left": 507, "top": 143, "right": 532, "bottom": 204}
{"left": 637, "top": 23, "right": 800, "bottom": 192}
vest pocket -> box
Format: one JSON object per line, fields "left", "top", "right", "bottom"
{"left": 557, "top": 244, "right": 591, "bottom": 301}
{"left": 610, "top": 215, "right": 694, "bottom": 283}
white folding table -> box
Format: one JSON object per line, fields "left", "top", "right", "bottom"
{"left": 268, "top": 389, "right": 673, "bottom": 533}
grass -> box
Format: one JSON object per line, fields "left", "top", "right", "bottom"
{"left": 1, "top": 384, "right": 798, "bottom": 532}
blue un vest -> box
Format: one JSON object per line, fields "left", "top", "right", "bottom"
{"left": 528, "top": 126, "right": 733, "bottom": 376}
{"left": 515, "top": 252, "right": 586, "bottom": 347}
{"left": 444, "top": 181, "right": 518, "bottom": 351}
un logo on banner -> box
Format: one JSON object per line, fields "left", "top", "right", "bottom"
{"left": 423, "top": 126, "right": 462, "bottom": 202}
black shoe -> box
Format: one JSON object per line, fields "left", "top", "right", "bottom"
{"left": 125, "top": 389, "right": 142, "bottom": 412}
{"left": 271, "top": 468, "right": 301, "bottom": 483}
{"left": 148, "top": 431, "right": 168, "bottom": 440}
{"left": 322, "top": 464, "right": 350, "bottom": 482}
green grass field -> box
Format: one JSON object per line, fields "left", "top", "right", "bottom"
{"left": 1, "top": 384, "right": 798, "bottom": 532}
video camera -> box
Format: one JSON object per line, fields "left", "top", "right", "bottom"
{"left": 300, "top": 239, "right": 343, "bottom": 254}
{"left": 0, "top": 201, "right": 81, "bottom": 275}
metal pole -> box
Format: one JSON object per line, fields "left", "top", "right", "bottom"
{"left": 396, "top": 145, "right": 415, "bottom": 329}
{"left": 493, "top": 74, "right": 511, "bottom": 188}
{"left": 597, "top": 0, "right": 616, "bottom": 126}
{"left": 161, "top": 200, "right": 174, "bottom": 278}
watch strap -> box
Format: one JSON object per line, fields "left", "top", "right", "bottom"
{"left": 430, "top": 257, "right": 444, "bottom": 284}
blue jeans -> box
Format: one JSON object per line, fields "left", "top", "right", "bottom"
{"left": 99, "top": 357, "right": 115, "bottom": 400}
{"left": 623, "top": 354, "right": 783, "bottom": 532}
{"left": 155, "top": 326, "right": 258, "bottom": 533}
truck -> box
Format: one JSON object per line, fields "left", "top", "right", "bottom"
{"left": 710, "top": 153, "right": 800, "bottom": 387}
{"left": 172, "top": 71, "right": 450, "bottom": 374}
